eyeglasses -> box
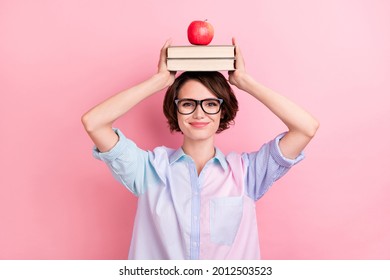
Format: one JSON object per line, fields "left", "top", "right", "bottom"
{"left": 175, "top": 98, "right": 224, "bottom": 115}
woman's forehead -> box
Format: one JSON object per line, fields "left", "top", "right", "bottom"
{"left": 177, "top": 80, "right": 217, "bottom": 99}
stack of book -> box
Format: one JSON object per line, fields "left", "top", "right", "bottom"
{"left": 167, "top": 45, "right": 235, "bottom": 71}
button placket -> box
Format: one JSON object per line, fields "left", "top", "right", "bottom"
{"left": 188, "top": 160, "right": 201, "bottom": 260}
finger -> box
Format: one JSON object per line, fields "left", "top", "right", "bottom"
{"left": 233, "top": 44, "right": 245, "bottom": 68}
{"left": 166, "top": 38, "right": 173, "bottom": 46}
{"left": 160, "top": 39, "right": 172, "bottom": 59}
{"left": 231, "top": 37, "right": 242, "bottom": 59}
{"left": 161, "top": 38, "right": 172, "bottom": 53}
{"left": 158, "top": 39, "right": 172, "bottom": 68}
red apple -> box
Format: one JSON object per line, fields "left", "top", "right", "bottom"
{"left": 187, "top": 20, "right": 214, "bottom": 45}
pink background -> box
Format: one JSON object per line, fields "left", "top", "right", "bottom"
{"left": 1, "top": 0, "right": 389, "bottom": 259}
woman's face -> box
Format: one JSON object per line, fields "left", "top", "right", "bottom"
{"left": 176, "top": 80, "right": 222, "bottom": 143}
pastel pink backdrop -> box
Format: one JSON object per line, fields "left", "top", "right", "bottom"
{"left": 1, "top": 0, "right": 389, "bottom": 259}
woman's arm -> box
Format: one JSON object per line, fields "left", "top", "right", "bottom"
{"left": 228, "top": 38, "right": 319, "bottom": 159}
{"left": 81, "top": 40, "right": 175, "bottom": 152}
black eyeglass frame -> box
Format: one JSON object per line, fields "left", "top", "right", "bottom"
{"left": 174, "top": 98, "right": 224, "bottom": 115}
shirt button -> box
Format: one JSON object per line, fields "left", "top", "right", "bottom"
{"left": 194, "top": 216, "right": 198, "bottom": 221}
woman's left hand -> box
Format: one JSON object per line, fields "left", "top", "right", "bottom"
{"left": 228, "top": 37, "right": 247, "bottom": 89}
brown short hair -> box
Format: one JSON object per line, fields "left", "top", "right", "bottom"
{"left": 163, "top": 71, "right": 239, "bottom": 134}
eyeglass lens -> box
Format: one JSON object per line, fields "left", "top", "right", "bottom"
{"left": 176, "top": 99, "right": 222, "bottom": 115}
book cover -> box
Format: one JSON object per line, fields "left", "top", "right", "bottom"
{"left": 167, "top": 58, "right": 235, "bottom": 71}
{"left": 167, "top": 45, "right": 235, "bottom": 59}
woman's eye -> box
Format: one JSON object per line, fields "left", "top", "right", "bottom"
{"left": 206, "top": 102, "right": 218, "bottom": 107}
{"left": 182, "top": 102, "right": 194, "bottom": 107}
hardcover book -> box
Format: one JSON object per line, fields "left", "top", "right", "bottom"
{"left": 167, "top": 45, "right": 235, "bottom": 58}
{"left": 167, "top": 58, "right": 235, "bottom": 71}
{"left": 167, "top": 45, "right": 235, "bottom": 71}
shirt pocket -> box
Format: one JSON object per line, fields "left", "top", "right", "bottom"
{"left": 210, "top": 196, "right": 243, "bottom": 245}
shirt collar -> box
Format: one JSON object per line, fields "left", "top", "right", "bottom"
{"left": 169, "top": 147, "right": 228, "bottom": 172}
{"left": 169, "top": 147, "right": 187, "bottom": 165}
{"left": 213, "top": 147, "right": 228, "bottom": 171}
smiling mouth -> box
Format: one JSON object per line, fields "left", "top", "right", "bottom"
{"left": 190, "top": 122, "right": 209, "bottom": 128}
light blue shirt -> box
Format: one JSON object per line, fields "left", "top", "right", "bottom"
{"left": 93, "top": 129, "right": 304, "bottom": 259}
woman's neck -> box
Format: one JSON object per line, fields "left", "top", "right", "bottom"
{"left": 182, "top": 137, "right": 215, "bottom": 175}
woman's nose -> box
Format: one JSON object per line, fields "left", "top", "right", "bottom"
{"left": 192, "top": 104, "right": 205, "bottom": 118}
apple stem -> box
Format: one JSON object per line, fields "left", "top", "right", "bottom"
{"left": 205, "top": 19, "right": 208, "bottom": 22}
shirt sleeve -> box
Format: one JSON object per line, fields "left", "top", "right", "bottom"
{"left": 92, "top": 128, "right": 161, "bottom": 196}
{"left": 242, "top": 132, "right": 305, "bottom": 201}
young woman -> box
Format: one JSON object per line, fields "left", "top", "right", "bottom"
{"left": 82, "top": 39, "right": 319, "bottom": 259}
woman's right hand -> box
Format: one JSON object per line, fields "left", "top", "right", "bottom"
{"left": 82, "top": 39, "right": 178, "bottom": 152}
{"left": 157, "top": 39, "right": 176, "bottom": 88}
